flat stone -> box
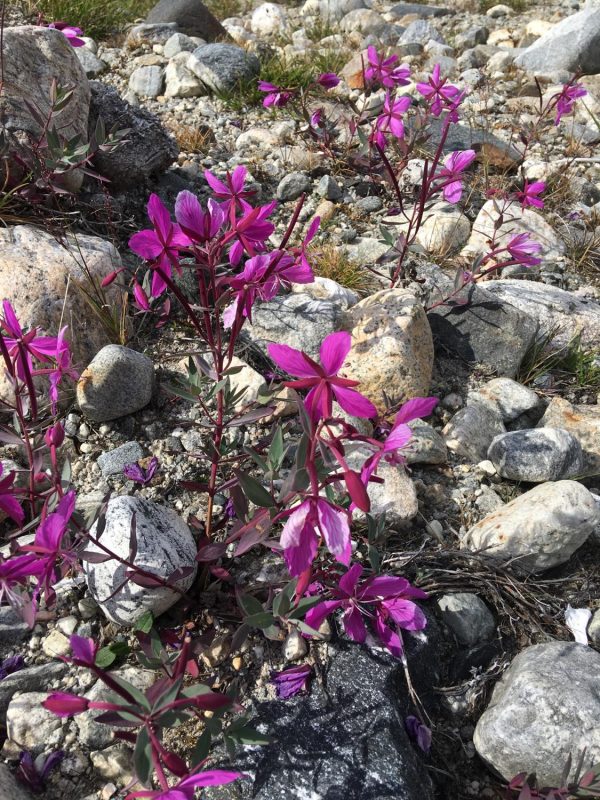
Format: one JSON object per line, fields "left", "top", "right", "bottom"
{"left": 348, "top": 447, "right": 419, "bottom": 526}
{"left": 77, "top": 345, "right": 155, "bottom": 422}
{"left": 76, "top": 47, "right": 107, "bottom": 77}
{"left": 462, "top": 480, "right": 600, "bottom": 573}
{"left": 389, "top": 3, "right": 452, "bottom": 18}
{"left": 0, "top": 663, "right": 67, "bottom": 716}
{"left": 188, "top": 44, "right": 259, "bottom": 93}
{"left": 97, "top": 442, "right": 145, "bottom": 478}
{"left": 405, "top": 419, "right": 447, "bottom": 464}
{"left": 163, "top": 32, "right": 201, "bottom": 58}
{"left": 127, "top": 22, "right": 179, "bottom": 46}
{"left": 474, "top": 642, "right": 600, "bottom": 784}
{"left": 41, "top": 629, "right": 71, "bottom": 658}
{"left": 444, "top": 400, "right": 506, "bottom": 462}
{"left": 538, "top": 397, "right": 600, "bottom": 474}
{"left": 437, "top": 593, "right": 495, "bottom": 646}
{"left": 128, "top": 65, "right": 165, "bottom": 97}
{"left": 475, "top": 378, "right": 544, "bottom": 423}
{"left": 5, "top": 692, "right": 64, "bottom": 756}
{"left": 84, "top": 495, "right": 197, "bottom": 626}
{"left": 276, "top": 172, "right": 312, "bottom": 202}
{"left": 399, "top": 18, "right": 444, "bottom": 44}
{"left": 145, "top": 0, "right": 228, "bottom": 40}
{"left": 487, "top": 428, "right": 584, "bottom": 482}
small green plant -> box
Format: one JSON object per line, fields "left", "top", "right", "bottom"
{"left": 25, "top": 0, "right": 155, "bottom": 40}
{"left": 518, "top": 330, "right": 600, "bottom": 392}
{"left": 479, "top": 0, "right": 527, "bottom": 11}
{"left": 310, "top": 244, "right": 377, "bottom": 295}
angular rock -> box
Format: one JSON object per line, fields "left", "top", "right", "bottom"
{"left": 515, "top": 9, "right": 600, "bottom": 75}
{"left": 146, "top": 0, "right": 228, "bottom": 41}
{"left": 484, "top": 279, "right": 600, "bottom": 351}
{"left": 276, "top": 172, "right": 312, "bottom": 201}
{"left": 226, "top": 356, "right": 295, "bottom": 419}
{"left": 291, "top": 276, "right": 358, "bottom": 309}
{"left": 0, "top": 662, "right": 67, "bottom": 717}
{"left": 475, "top": 378, "right": 543, "bottom": 423}
{"left": 317, "top": 0, "right": 369, "bottom": 22}
{"left": 538, "top": 397, "right": 600, "bottom": 474}
{"left": 0, "top": 226, "right": 120, "bottom": 387}
{"left": 437, "top": 593, "right": 495, "bottom": 646}
{"left": 389, "top": 3, "right": 451, "bottom": 18}
{"left": 84, "top": 496, "right": 197, "bottom": 626}
{"left": 77, "top": 345, "right": 154, "bottom": 422}
{"left": 224, "top": 642, "right": 434, "bottom": 800}
{"left": 462, "top": 480, "right": 600, "bottom": 572}
{"left": 444, "top": 401, "right": 506, "bottom": 462}
{"left": 405, "top": 419, "right": 447, "bottom": 465}
{"left": 247, "top": 293, "right": 344, "bottom": 360}
{"left": 0, "top": 607, "right": 29, "bottom": 654}
{"left": 165, "top": 52, "right": 207, "bottom": 97}
{"left": 487, "top": 428, "right": 584, "bottom": 482}
{"left": 5, "top": 692, "right": 64, "bottom": 756}
{"left": 348, "top": 447, "right": 418, "bottom": 526}
{"left": 188, "top": 44, "right": 259, "bottom": 94}
{"left": 399, "top": 19, "right": 444, "bottom": 44}
{"left": 97, "top": 442, "right": 145, "bottom": 478}
{"left": 342, "top": 289, "right": 434, "bottom": 413}
{"left": 89, "top": 81, "right": 178, "bottom": 187}
{"left": 128, "top": 65, "right": 165, "bottom": 98}
{"left": 474, "top": 642, "right": 600, "bottom": 784}
{"left": 416, "top": 204, "right": 471, "bottom": 256}
{"left": 76, "top": 47, "right": 108, "bottom": 78}
{"left": 425, "top": 119, "right": 521, "bottom": 166}
{"left": 164, "top": 32, "right": 202, "bottom": 58}
{"left": 127, "top": 22, "right": 179, "bottom": 46}
{"left": 340, "top": 8, "right": 389, "bottom": 34}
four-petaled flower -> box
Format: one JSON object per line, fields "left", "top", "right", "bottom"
{"left": 174, "top": 191, "right": 225, "bottom": 242}
{"left": 554, "top": 82, "right": 587, "bottom": 125}
{"left": 47, "top": 21, "right": 85, "bottom": 46}
{"left": 129, "top": 194, "right": 191, "bottom": 297}
{"left": 364, "top": 46, "right": 411, "bottom": 88}
{"left": 271, "top": 664, "right": 313, "bottom": 698}
{"left": 433, "top": 149, "right": 476, "bottom": 203}
{"left": 1, "top": 301, "right": 67, "bottom": 382}
{"left": 305, "top": 563, "right": 428, "bottom": 658}
{"left": 506, "top": 232, "right": 542, "bottom": 266}
{"left": 279, "top": 496, "right": 352, "bottom": 576}
{"left": 204, "top": 165, "right": 255, "bottom": 214}
{"left": 416, "top": 64, "right": 461, "bottom": 116}
{"left": 0, "top": 461, "right": 24, "bottom": 526}
{"left": 374, "top": 92, "right": 411, "bottom": 147}
{"left": 516, "top": 180, "right": 545, "bottom": 210}
{"left": 316, "top": 73, "right": 340, "bottom": 89}
{"left": 123, "top": 457, "right": 160, "bottom": 486}
{"left": 258, "top": 81, "right": 294, "bottom": 108}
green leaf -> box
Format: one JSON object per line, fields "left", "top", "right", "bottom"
{"left": 243, "top": 611, "right": 276, "bottom": 629}
{"left": 180, "top": 683, "right": 213, "bottom": 699}
{"left": 229, "top": 724, "right": 270, "bottom": 746}
{"left": 234, "top": 470, "right": 274, "bottom": 508}
{"left": 268, "top": 427, "right": 285, "bottom": 472}
{"left": 152, "top": 677, "right": 183, "bottom": 712}
{"left": 368, "top": 545, "right": 380, "bottom": 572}
{"left": 95, "top": 641, "right": 130, "bottom": 669}
{"left": 295, "top": 620, "right": 322, "bottom": 637}
{"left": 191, "top": 729, "right": 212, "bottom": 766}
{"left": 135, "top": 610, "right": 154, "bottom": 633}
{"left": 110, "top": 675, "right": 151, "bottom": 712}
{"left": 293, "top": 468, "right": 310, "bottom": 492}
{"left": 273, "top": 579, "right": 297, "bottom": 619}
{"left": 237, "top": 593, "right": 264, "bottom": 617}
{"left": 133, "top": 727, "right": 153, "bottom": 787}
{"left": 288, "top": 595, "right": 323, "bottom": 619}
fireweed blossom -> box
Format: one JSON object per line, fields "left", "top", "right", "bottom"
{"left": 129, "top": 194, "right": 191, "bottom": 297}
{"left": 47, "top": 327, "right": 78, "bottom": 415}
{"left": 268, "top": 331, "right": 377, "bottom": 422}
{"left": 123, "top": 457, "right": 159, "bottom": 485}
{"left": 432, "top": 149, "right": 476, "bottom": 203}
{"left": 0, "top": 554, "right": 46, "bottom": 625}
{"left": 204, "top": 165, "right": 256, "bottom": 214}
{"left": 279, "top": 496, "right": 352, "bottom": 576}
{"left": 505, "top": 232, "right": 542, "bottom": 266}
{"left": 364, "top": 46, "right": 411, "bottom": 88}
{"left": 374, "top": 93, "right": 411, "bottom": 147}
{"left": 271, "top": 664, "right": 313, "bottom": 698}
{"left": 0, "top": 462, "right": 24, "bottom": 525}
{"left": 227, "top": 201, "right": 277, "bottom": 265}
{"left": 405, "top": 716, "right": 432, "bottom": 754}
{"left": 1, "top": 301, "right": 68, "bottom": 382}
{"left": 258, "top": 81, "right": 294, "bottom": 108}
{"left": 416, "top": 64, "right": 460, "bottom": 116}
{"left": 126, "top": 769, "right": 243, "bottom": 800}
{"left": 305, "top": 563, "right": 428, "bottom": 659}
{"left": 316, "top": 72, "right": 340, "bottom": 89}
{"left": 516, "top": 180, "right": 545, "bottom": 210}
{"left": 174, "top": 191, "right": 225, "bottom": 243}
{"left": 46, "top": 21, "right": 85, "bottom": 46}
{"left": 554, "top": 82, "right": 587, "bottom": 125}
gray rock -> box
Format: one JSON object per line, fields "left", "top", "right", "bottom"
{"left": 356, "top": 195, "right": 383, "bottom": 212}
{"left": 88, "top": 81, "right": 178, "bottom": 187}
{"left": 444, "top": 401, "right": 506, "bottom": 462}
{"left": 455, "top": 26, "right": 488, "bottom": 49}
{"left": 425, "top": 118, "right": 521, "bottom": 164}
{"left": 347, "top": 447, "right": 418, "bottom": 526}
{"left": 97, "top": 442, "right": 145, "bottom": 478}
{"left": 318, "top": 0, "right": 369, "bottom": 22}
{"left": 399, "top": 19, "right": 444, "bottom": 44}
{"left": 488, "top": 428, "right": 584, "bottom": 482}
{"left": 339, "top": 9, "right": 390, "bottom": 35}
{"left": 127, "top": 22, "right": 179, "bottom": 46}
{"left": 405, "top": 419, "right": 447, "bottom": 464}
{"left": 0, "top": 764, "right": 36, "bottom": 800}
{"left": 84, "top": 495, "right": 197, "bottom": 626}
{"left": 247, "top": 293, "right": 344, "bottom": 360}
{"left": 165, "top": 52, "right": 207, "bottom": 97}
{"left": 0, "top": 663, "right": 67, "bottom": 717}
{"left": 588, "top": 609, "right": 600, "bottom": 645}
{"left": 77, "top": 345, "right": 155, "bottom": 422}
{"left": 5, "top": 692, "right": 64, "bottom": 756}
{"left": 484, "top": 280, "right": 600, "bottom": 351}
{"left": 218, "top": 642, "right": 434, "bottom": 800}
{"left": 474, "top": 642, "right": 600, "bottom": 784}
{"left": 146, "top": 0, "right": 229, "bottom": 40}
{"left": 164, "top": 32, "right": 201, "bottom": 58}
{"left": 0, "top": 606, "right": 29, "bottom": 653}
{"left": 515, "top": 9, "right": 600, "bottom": 75}
{"left": 437, "top": 593, "right": 495, "bottom": 646}
{"left": 188, "top": 44, "right": 259, "bottom": 93}
{"left": 462, "top": 480, "right": 600, "bottom": 572}
{"left": 129, "top": 65, "right": 165, "bottom": 98}
{"left": 76, "top": 47, "right": 108, "bottom": 77}
{"left": 538, "top": 397, "right": 600, "bottom": 474}
{"left": 389, "top": 2, "right": 451, "bottom": 17}
{"left": 317, "top": 174, "right": 342, "bottom": 201}
{"left": 276, "top": 172, "right": 312, "bottom": 201}
{"left": 475, "top": 378, "right": 543, "bottom": 423}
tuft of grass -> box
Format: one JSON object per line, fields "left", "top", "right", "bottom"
{"left": 218, "top": 50, "right": 350, "bottom": 110}
{"left": 518, "top": 329, "right": 600, "bottom": 392}
{"left": 309, "top": 244, "right": 377, "bottom": 295}
{"left": 23, "top": 0, "right": 155, "bottom": 40}
{"left": 167, "top": 122, "right": 216, "bottom": 155}
{"left": 203, "top": 0, "right": 245, "bottom": 20}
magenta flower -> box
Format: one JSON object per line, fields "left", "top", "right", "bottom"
{"left": 0, "top": 654, "right": 24, "bottom": 680}
{"left": 506, "top": 232, "right": 542, "bottom": 266}
{"left": 129, "top": 194, "right": 191, "bottom": 297}
{"left": 174, "top": 191, "right": 225, "bottom": 242}
{"left": 364, "top": 46, "right": 411, "bottom": 89}
{"left": 416, "top": 64, "right": 461, "bottom": 116}
{"left": 204, "top": 166, "right": 255, "bottom": 214}
{"left": 405, "top": 716, "right": 432, "bottom": 754}
{"left": 280, "top": 496, "right": 351, "bottom": 576}
{"left": 361, "top": 396, "right": 438, "bottom": 484}
{"left": 227, "top": 201, "right": 277, "bottom": 265}
{"left": 17, "top": 749, "right": 64, "bottom": 794}
{"left": 67, "top": 634, "right": 98, "bottom": 667}
{"left": 271, "top": 664, "right": 313, "bottom": 698}
{"left": 305, "top": 564, "right": 427, "bottom": 658}
{"left": 0, "top": 554, "right": 45, "bottom": 624}
{"left": 123, "top": 457, "right": 159, "bottom": 485}
{"left": 1, "top": 301, "right": 65, "bottom": 382}
{"left": 126, "top": 769, "right": 242, "bottom": 800}
{"left": 433, "top": 149, "right": 476, "bottom": 203}
{"left": 47, "top": 21, "right": 85, "bottom": 46}
{"left": 0, "top": 462, "right": 24, "bottom": 526}
{"left": 516, "top": 180, "right": 545, "bottom": 210}
{"left": 268, "top": 332, "right": 377, "bottom": 422}
{"left": 133, "top": 281, "right": 151, "bottom": 312}
{"left": 43, "top": 692, "right": 90, "bottom": 717}
{"left": 258, "top": 81, "right": 293, "bottom": 108}
{"left": 554, "top": 82, "right": 587, "bottom": 125}
{"left": 47, "top": 327, "right": 78, "bottom": 415}
{"left": 316, "top": 73, "right": 340, "bottom": 89}
{"left": 375, "top": 93, "right": 411, "bottom": 146}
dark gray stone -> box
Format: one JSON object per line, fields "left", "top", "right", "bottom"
{"left": 75, "top": 47, "right": 107, "bottom": 78}
{"left": 127, "top": 22, "right": 179, "bottom": 45}
{"left": 188, "top": 44, "right": 259, "bottom": 94}
{"left": 207, "top": 642, "right": 435, "bottom": 800}
{"left": 0, "top": 764, "right": 35, "bottom": 800}
{"left": 426, "top": 118, "right": 521, "bottom": 163}
{"left": 437, "top": 593, "right": 495, "bottom": 646}
{"left": 487, "top": 428, "right": 584, "bottom": 482}
{"left": 389, "top": 3, "right": 452, "bottom": 17}
{"left": 88, "top": 81, "right": 178, "bottom": 188}
{"left": 276, "top": 172, "right": 312, "bottom": 202}
{"left": 146, "top": 0, "right": 228, "bottom": 40}
{"left": 444, "top": 400, "right": 506, "bottom": 463}
{"left": 97, "top": 441, "right": 145, "bottom": 478}
{"left": 317, "top": 174, "right": 342, "bottom": 201}
{"left": 128, "top": 65, "right": 165, "bottom": 98}
{"left": 0, "top": 606, "right": 29, "bottom": 654}
{"left": 455, "top": 26, "right": 488, "bottom": 49}
{"left": 356, "top": 195, "right": 383, "bottom": 212}
{"left": 0, "top": 663, "right": 68, "bottom": 717}
{"left": 399, "top": 19, "right": 444, "bottom": 44}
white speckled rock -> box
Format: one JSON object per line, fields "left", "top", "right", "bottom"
{"left": 462, "top": 480, "right": 600, "bottom": 572}
{"left": 474, "top": 642, "right": 600, "bottom": 784}
{"left": 77, "top": 345, "right": 154, "bottom": 422}
{"left": 487, "top": 428, "right": 584, "bottom": 482}
{"left": 538, "top": 396, "right": 600, "bottom": 473}
{"left": 84, "top": 496, "right": 197, "bottom": 626}
{"left": 444, "top": 400, "right": 506, "bottom": 462}
{"left": 5, "top": 692, "right": 64, "bottom": 756}
{"left": 474, "top": 378, "right": 543, "bottom": 422}
{"left": 251, "top": 2, "right": 289, "bottom": 34}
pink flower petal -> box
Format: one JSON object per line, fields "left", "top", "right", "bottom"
{"left": 342, "top": 605, "right": 368, "bottom": 642}
{"left": 319, "top": 331, "right": 351, "bottom": 375}
{"left": 332, "top": 385, "right": 377, "bottom": 419}
{"left": 147, "top": 194, "right": 172, "bottom": 243}
{"left": 384, "top": 598, "right": 427, "bottom": 630}
{"left": 268, "top": 343, "right": 317, "bottom": 377}
{"left": 129, "top": 230, "right": 163, "bottom": 261}
{"left": 305, "top": 600, "right": 344, "bottom": 631}
{"left": 394, "top": 396, "right": 438, "bottom": 424}
{"left": 317, "top": 500, "right": 350, "bottom": 562}
{"left": 339, "top": 562, "right": 363, "bottom": 596}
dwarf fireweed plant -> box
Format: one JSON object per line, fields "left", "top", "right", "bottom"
{"left": 505, "top": 753, "right": 600, "bottom": 799}
{"left": 257, "top": 54, "right": 588, "bottom": 293}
